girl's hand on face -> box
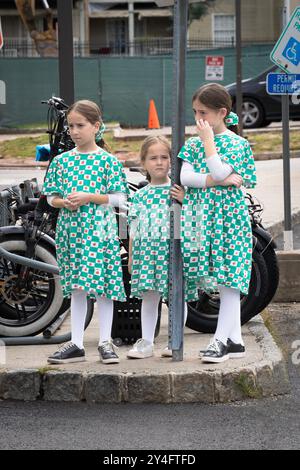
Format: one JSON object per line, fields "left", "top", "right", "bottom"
{"left": 67, "top": 192, "right": 91, "bottom": 208}
{"left": 196, "top": 119, "right": 214, "bottom": 143}
{"left": 220, "top": 173, "right": 243, "bottom": 188}
{"left": 170, "top": 184, "right": 185, "bottom": 203}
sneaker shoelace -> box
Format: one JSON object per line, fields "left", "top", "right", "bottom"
{"left": 100, "top": 341, "right": 116, "bottom": 353}
{"left": 206, "top": 340, "right": 221, "bottom": 354}
{"left": 134, "top": 338, "right": 149, "bottom": 350}
{"left": 59, "top": 342, "right": 76, "bottom": 353}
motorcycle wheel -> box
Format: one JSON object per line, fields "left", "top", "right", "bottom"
{"left": 254, "top": 233, "right": 279, "bottom": 309}
{"left": 0, "top": 238, "right": 64, "bottom": 337}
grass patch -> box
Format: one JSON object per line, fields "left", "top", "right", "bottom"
{"left": 0, "top": 135, "right": 48, "bottom": 159}
{"left": 248, "top": 131, "right": 300, "bottom": 153}
{"left": 1, "top": 130, "right": 299, "bottom": 159}
{"left": 14, "top": 122, "right": 47, "bottom": 130}
{"left": 0, "top": 132, "right": 144, "bottom": 159}
{"left": 235, "top": 373, "right": 262, "bottom": 399}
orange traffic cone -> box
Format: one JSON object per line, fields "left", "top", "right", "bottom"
{"left": 148, "top": 99, "right": 160, "bottom": 129}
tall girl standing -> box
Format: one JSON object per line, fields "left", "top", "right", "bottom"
{"left": 178, "top": 83, "right": 257, "bottom": 363}
{"left": 43, "top": 100, "right": 128, "bottom": 364}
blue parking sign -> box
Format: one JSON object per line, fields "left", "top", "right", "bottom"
{"left": 282, "top": 37, "right": 300, "bottom": 67}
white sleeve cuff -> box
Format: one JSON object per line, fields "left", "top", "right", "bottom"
{"left": 206, "top": 154, "right": 233, "bottom": 181}
{"left": 47, "top": 194, "right": 61, "bottom": 207}
{"left": 180, "top": 161, "right": 208, "bottom": 188}
{"left": 107, "top": 192, "right": 127, "bottom": 210}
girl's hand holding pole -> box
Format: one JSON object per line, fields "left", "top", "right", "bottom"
{"left": 170, "top": 184, "right": 185, "bottom": 203}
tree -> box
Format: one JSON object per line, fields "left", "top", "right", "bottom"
{"left": 189, "top": 0, "right": 216, "bottom": 24}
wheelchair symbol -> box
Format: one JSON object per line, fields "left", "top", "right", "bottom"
{"left": 283, "top": 37, "right": 300, "bottom": 67}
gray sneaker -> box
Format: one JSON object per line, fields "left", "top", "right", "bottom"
{"left": 201, "top": 339, "right": 229, "bottom": 363}
{"left": 127, "top": 339, "right": 154, "bottom": 359}
{"left": 98, "top": 340, "right": 120, "bottom": 364}
{"left": 47, "top": 342, "right": 85, "bottom": 364}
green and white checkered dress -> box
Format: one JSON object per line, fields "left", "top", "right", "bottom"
{"left": 178, "top": 132, "right": 257, "bottom": 295}
{"left": 128, "top": 183, "right": 198, "bottom": 302}
{"left": 42, "top": 148, "right": 129, "bottom": 301}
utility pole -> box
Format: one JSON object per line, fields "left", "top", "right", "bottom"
{"left": 169, "top": 0, "right": 188, "bottom": 362}
{"left": 235, "top": 0, "right": 243, "bottom": 135}
{"left": 128, "top": 2, "right": 135, "bottom": 56}
{"left": 57, "top": 0, "right": 75, "bottom": 105}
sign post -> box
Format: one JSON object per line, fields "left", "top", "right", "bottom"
{"left": 270, "top": 4, "right": 299, "bottom": 251}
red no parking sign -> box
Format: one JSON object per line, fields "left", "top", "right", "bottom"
{"left": 205, "top": 56, "right": 224, "bottom": 81}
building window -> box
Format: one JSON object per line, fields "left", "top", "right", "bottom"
{"left": 213, "top": 14, "right": 235, "bottom": 46}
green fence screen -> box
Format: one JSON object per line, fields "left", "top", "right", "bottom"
{"left": 0, "top": 45, "right": 273, "bottom": 128}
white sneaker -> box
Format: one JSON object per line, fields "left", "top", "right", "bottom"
{"left": 161, "top": 346, "right": 172, "bottom": 358}
{"left": 127, "top": 339, "right": 154, "bottom": 359}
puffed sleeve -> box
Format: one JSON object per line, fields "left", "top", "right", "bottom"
{"left": 106, "top": 156, "right": 130, "bottom": 195}
{"left": 222, "top": 139, "right": 257, "bottom": 189}
{"left": 177, "top": 138, "right": 197, "bottom": 164}
{"left": 42, "top": 157, "right": 64, "bottom": 196}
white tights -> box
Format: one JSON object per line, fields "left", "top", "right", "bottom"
{"left": 141, "top": 290, "right": 188, "bottom": 344}
{"left": 71, "top": 289, "right": 114, "bottom": 349}
{"left": 214, "top": 285, "right": 243, "bottom": 346}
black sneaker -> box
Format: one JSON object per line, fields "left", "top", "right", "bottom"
{"left": 98, "top": 340, "right": 120, "bottom": 364}
{"left": 47, "top": 342, "right": 85, "bottom": 364}
{"left": 227, "top": 339, "right": 246, "bottom": 358}
{"left": 201, "top": 339, "right": 229, "bottom": 363}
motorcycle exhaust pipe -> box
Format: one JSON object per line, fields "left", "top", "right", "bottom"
{"left": 0, "top": 246, "right": 59, "bottom": 274}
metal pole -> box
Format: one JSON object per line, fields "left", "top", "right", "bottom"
{"left": 169, "top": 0, "right": 188, "bottom": 362}
{"left": 235, "top": 0, "right": 243, "bottom": 136}
{"left": 128, "top": 2, "right": 135, "bottom": 57}
{"left": 282, "top": 2, "right": 293, "bottom": 250}
{"left": 57, "top": 0, "right": 75, "bottom": 105}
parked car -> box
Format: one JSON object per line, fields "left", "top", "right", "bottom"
{"left": 225, "top": 65, "right": 300, "bottom": 129}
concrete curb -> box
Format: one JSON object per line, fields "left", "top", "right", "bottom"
{"left": 0, "top": 315, "right": 290, "bottom": 403}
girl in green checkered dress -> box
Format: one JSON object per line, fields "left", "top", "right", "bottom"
{"left": 178, "top": 83, "right": 257, "bottom": 363}
{"left": 126, "top": 136, "right": 188, "bottom": 359}
{"left": 42, "top": 100, "right": 128, "bottom": 365}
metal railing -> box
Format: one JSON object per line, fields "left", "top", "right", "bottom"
{"left": 0, "top": 37, "right": 275, "bottom": 58}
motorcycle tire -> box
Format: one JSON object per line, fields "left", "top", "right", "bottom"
{"left": 0, "top": 238, "right": 64, "bottom": 337}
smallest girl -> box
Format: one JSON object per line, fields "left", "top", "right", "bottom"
{"left": 127, "top": 136, "right": 186, "bottom": 359}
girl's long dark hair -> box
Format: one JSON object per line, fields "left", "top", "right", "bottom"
{"left": 192, "top": 83, "right": 239, "bottom": 135}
